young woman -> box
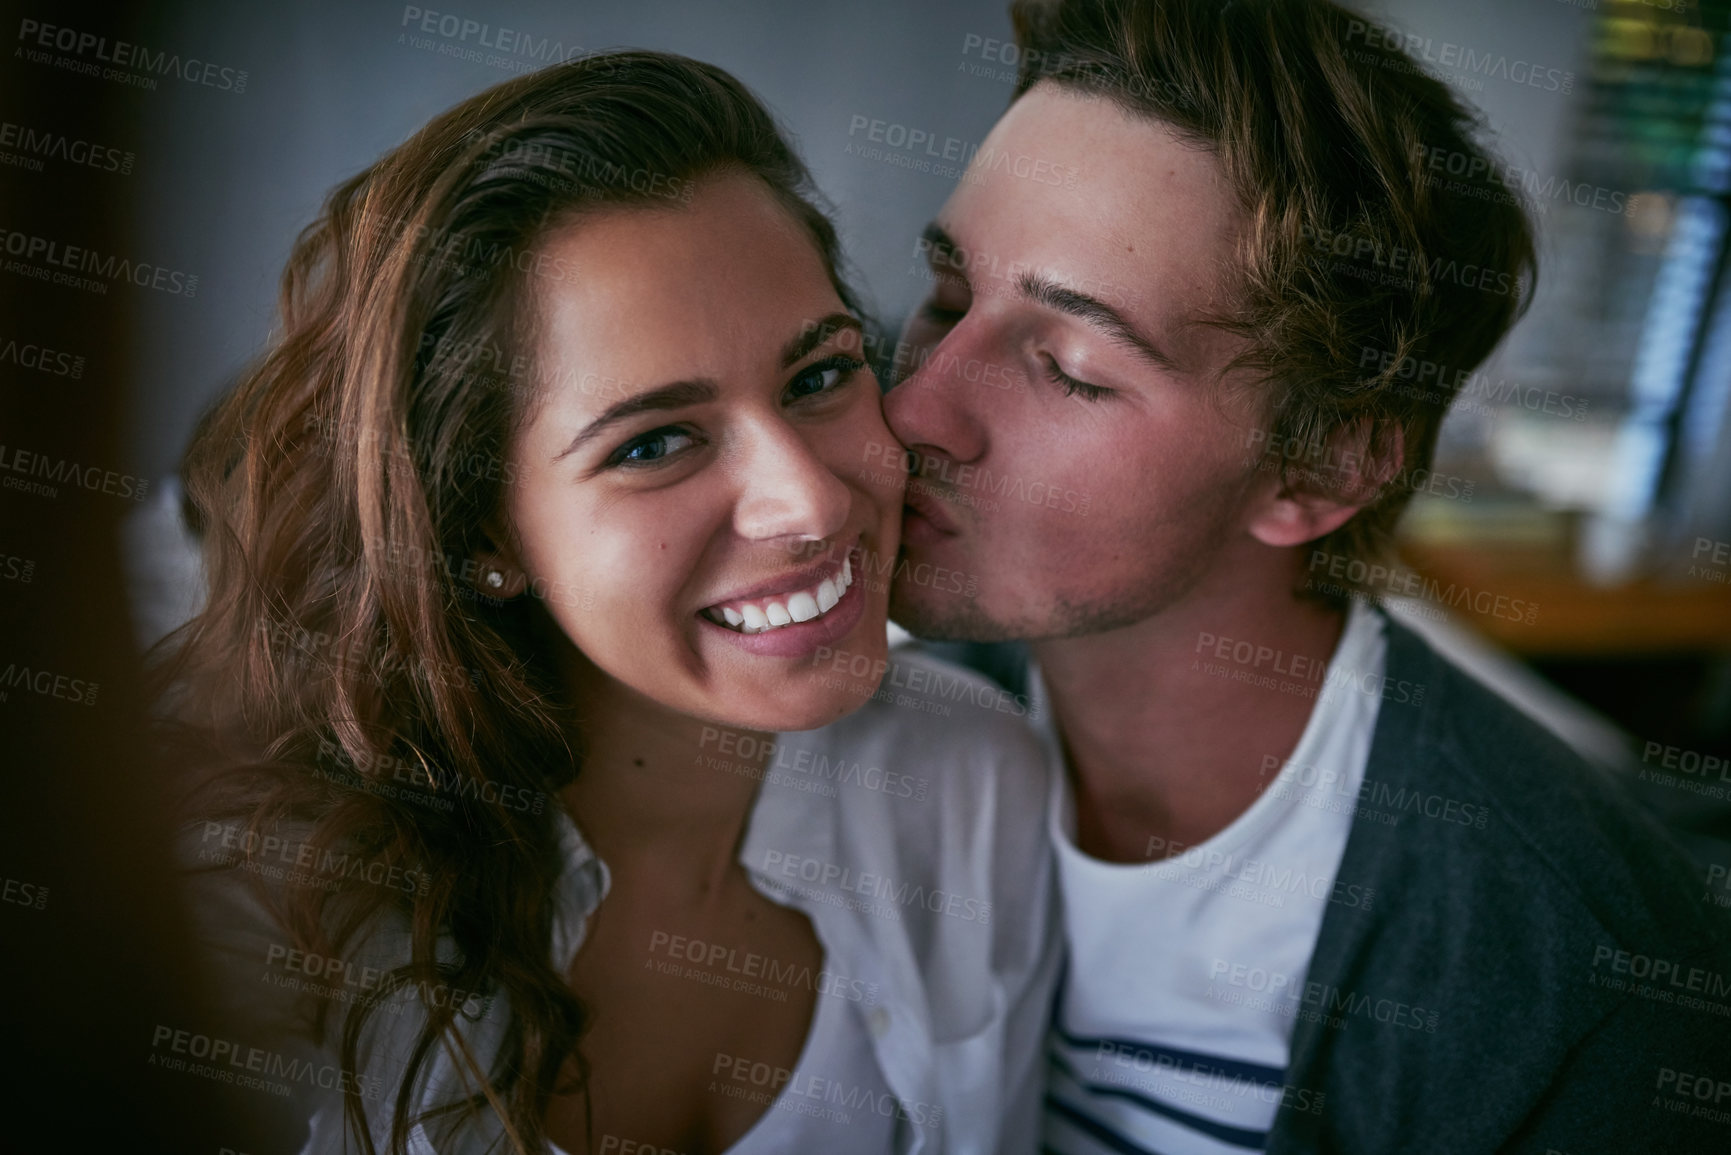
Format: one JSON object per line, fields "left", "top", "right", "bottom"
{"left": 163, "top": 51, "right": 1056, "bottom": 1155}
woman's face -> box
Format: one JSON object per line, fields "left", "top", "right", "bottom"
{"left": 500, "top": 172, "right": 904, "bottom": 733}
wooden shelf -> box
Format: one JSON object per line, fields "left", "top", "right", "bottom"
{"left": 1398, "top": 542, "right": 1731, "bottom": 656}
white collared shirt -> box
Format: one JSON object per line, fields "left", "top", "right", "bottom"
{"left": 190, "top": 650, "right": 1059, "bottom": 1155}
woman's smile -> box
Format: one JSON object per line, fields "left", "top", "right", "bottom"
{"left": 695, "top": 542, "right": 872, "bottom": 659}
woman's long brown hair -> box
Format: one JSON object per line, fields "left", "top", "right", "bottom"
{"left": 155, "top": 50, "right": 859, "bottom": 1155}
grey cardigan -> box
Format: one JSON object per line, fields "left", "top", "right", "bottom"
{"left": 1269, "top": 615, "right": 1731, "bottom": 1153}
{"left": 941, "top": 612, "right": 1731, "bottom": 1153}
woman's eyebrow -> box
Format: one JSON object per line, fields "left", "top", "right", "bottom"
{"left": 781, "top": 312, "right": 862, "bottom": 367}
{"left": 551, "top": 313, "right": 862, "bottom": 464}
{"left": 552, "top": 379, "right": 717, "bottom": 463}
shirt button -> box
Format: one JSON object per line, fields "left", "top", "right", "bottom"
{"left": 867, "top": 1007, "right": 891, "bottom": 1037}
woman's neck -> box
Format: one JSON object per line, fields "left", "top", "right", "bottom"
{"left": 557, "top": 669, "right": 774, "bottom": 902}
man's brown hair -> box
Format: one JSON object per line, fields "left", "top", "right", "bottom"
{"left": 1010, "top": 0, "right": 1537, "bottom": 593}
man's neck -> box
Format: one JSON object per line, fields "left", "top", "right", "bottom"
{"left": 1030, "top": 555, "right": 1347, "bottom": 864}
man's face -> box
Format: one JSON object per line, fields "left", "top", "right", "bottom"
{"left": 886, "top": 83, "right": 1275, "bottom": 642}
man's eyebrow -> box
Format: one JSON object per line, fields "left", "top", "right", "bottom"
{"left": 781, "top": 312, "right": 862, "bottom": 368}
{"left": 1018, "top": 273, "right": 1178, "bottom": 373}
{"left": 552, "top": 379, "right": 717, "bottom": 462}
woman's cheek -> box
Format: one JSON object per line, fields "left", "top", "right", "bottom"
{"left": 833, "top": 393, "right": 905, "bottom": 505}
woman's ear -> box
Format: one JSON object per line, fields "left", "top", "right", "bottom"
{"left": 1246, "top": 418, "right": 1403, "bottom": 548}
{"left": 469, "top": 519, "right": 530, "bottom": 599}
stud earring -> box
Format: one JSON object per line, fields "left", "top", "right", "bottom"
{"left": 485, "top": 569, "right": 505, "bottom": 590}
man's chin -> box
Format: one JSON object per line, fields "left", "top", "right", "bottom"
{"left": 888, "top": 582, "right": 1021, "bottom": 643}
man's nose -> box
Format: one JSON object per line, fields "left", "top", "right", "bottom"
{"left": 884, "top": 332, "right": 989, "bottom": 471}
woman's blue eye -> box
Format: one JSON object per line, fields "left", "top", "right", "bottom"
{"left": 787, "top": 355, "right": 866, "bottom": 402}
{"left": 609, "top": 427, "right": 696, "bottom": 467}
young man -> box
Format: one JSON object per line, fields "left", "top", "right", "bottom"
{"left": 881, "top": 0, "right": 1731, "bottom": 1151}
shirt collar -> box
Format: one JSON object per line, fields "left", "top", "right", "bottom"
{"left": 542, "top": 740, "right": 844, "bottom": 969}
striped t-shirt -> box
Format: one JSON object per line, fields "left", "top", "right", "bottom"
{"left": 1040, "top": 601, "right": 1386, "bottom": 1154}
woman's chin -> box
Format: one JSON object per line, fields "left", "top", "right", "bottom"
{"left": 709, "top": 663, "right": 890, "bottom": 734}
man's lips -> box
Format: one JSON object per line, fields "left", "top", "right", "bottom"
{"left": 893, "top": 484, "right": 962, "bottom": 547}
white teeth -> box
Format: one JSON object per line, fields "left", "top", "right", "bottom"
{"left": 706, "top": 552, "right": 857, "bottom": 635}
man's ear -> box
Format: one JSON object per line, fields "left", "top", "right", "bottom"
{"left": 469, "top": 518, "right": 530, "bottom": 599}
{"left": 1247, "top": 418, "right": 1403, "bottom": 548}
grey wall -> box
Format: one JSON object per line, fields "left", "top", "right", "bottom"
{"left": 130, "top": 0, "right": 1027, "bottom": 479}
{"left": 129, "top": 0, "right": 1590, "bottom": 481}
